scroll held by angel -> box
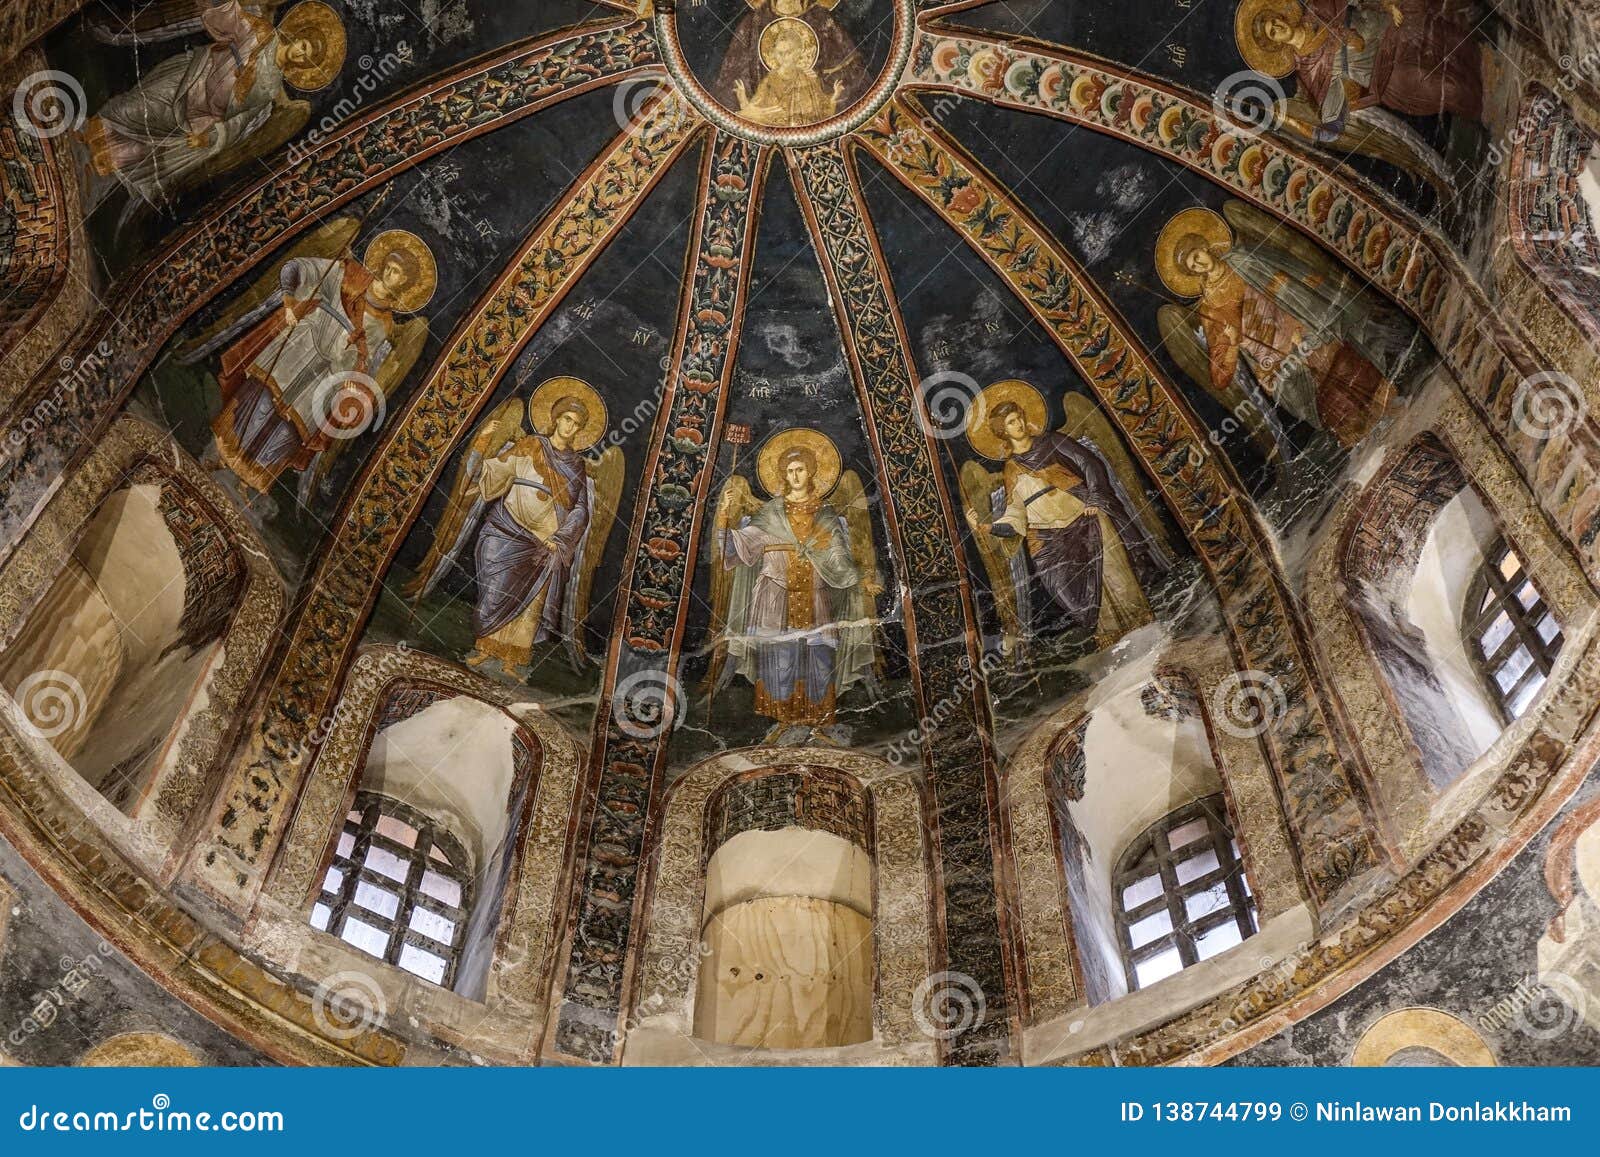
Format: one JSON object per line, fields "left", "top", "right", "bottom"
{"left": 960, "top": 381, "right": 1173, "bottom": 659}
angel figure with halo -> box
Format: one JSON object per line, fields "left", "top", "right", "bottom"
{"left": 705, "top": 429, "right": 881, "bottom": 744}
{"left": 404, "top": 377, "right": 623, "bottom": 674}
{"left": 961, "top": 381, "right": 1173, "bottom": 660}
{"left": 180, "top": 215, "right": 435, "bottom": 506}
{"left": 78, "top": 1, "right": 346, "bottom": 215}
{"left": 1154, "top": 202, "right": 1416, "bottom": 458}
{"left": 1233, "top": 0, "right": 1484, "bottom": 193}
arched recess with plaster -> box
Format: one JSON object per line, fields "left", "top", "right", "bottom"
{"left": 1304, "top": 389, "right": 1598, "bottom": 863}
{"left": 0, "top": 416, "right": 282, "bottom": 874}
{"left": 626, "top": 748, "right": 933, "bottom": 1066}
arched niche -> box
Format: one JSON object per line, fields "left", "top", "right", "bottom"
{"left": 1307, "top": 400, "right": 1598, "bottom": 861}
{"left": 0, "top": 418, "right": 281, "bottom": 870}
{"left": 1005, "top": 641, "right": 1311, "bottom": 1064}
{"left": 1340, "top": 433, "right": 1505, "bottom": 786}
{"left": 692, "top": 770, "right": 876, "bottom": 1050}
{"left": 627, "top": 748, "right": 933, "bottom": 1066}
{"left": 252, "top": 648, "right": 583, "bottom": 1063}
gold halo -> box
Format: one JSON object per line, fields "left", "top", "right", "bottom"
{"left": 1154, "top": 207, "right": 1233, "bottom": 299}
{"left": 78, "top": 1033, "right": 201, "bottom": 1067}
{"left": 1234, "top": 0, "right": 1300, "bottom": 79}
{"left": 362, "top": 230, "right": 437, "bottom": 314}
{"left": 277, "top": 1, "right": 347, "bottom": 92}
{"left": 966, "top": 379, "right": 1049, "bottom": 461}
{"left": 757, "top": 427, "right": 841, "bottom": 498}
{"left": 529, "top": 376, "right": 608, "bottom": 452}
{"left": 760, "top": 16, "right": 820, "bottom": 72}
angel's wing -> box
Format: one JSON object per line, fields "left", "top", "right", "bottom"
{"left": 1158, "top": 303, "right": 1282, "bottom": 468}
{"left": 1222, "top": 198, "right": 1350, "bottom": 288}
{"left": 828, "top": 470, "right": 882, "bottom": 598}
{"left": 569, "top": 445, "right": 625, "bottom": 661}
{"left": 1059, "top": 394, "right": 1173, "bottom": 556}
{"left": 295, "top": 317, "right": 429, "bottom": 507}
{"left": 200, "top": 97, "right": 311, "bottom": 189}
{"left": 701, "top": 474, "right": 763, "bottom": 696}
{"left": 178, "top": 215, "right": 359, "bottom": 358}
{"left": 1281, "top": 97, "right": 1451, "bottom": 195}
{"left": 402, "top": 396, "right": 529, "bottom": 603}
{"left": 89, "top": 0, "right": 283, "bottom": 43}
{"left": 374, "top": 317, "right": 429, "bottom": 401}
{"left": 960, "top": 458, "right": 1022, "bottom": 643}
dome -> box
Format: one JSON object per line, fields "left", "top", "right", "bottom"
{"left": 0, "top": 0, "right": 1597, "bottom": 1067}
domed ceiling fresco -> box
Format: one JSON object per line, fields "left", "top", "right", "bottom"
{"left": 0, "top": 0, "right": 1597, "bottom": 1068}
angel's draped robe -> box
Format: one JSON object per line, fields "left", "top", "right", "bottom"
{"left": 81, "top": 2, "right": 283, "bottom": 200}
{"left": 991, "top": 432, "right": 1165, "bottom": 650}
{"left": 722, "top": 495, "right": 874, "bottom": 729}
{"left": 211, "top": 256, "right": 394, "bottom": 494}
{"left": 714, "top": 2, "right": 868, "bottom": 111}
{"left": 471, "top": 435, "right": 590, "bottom": 667}
{"left": 1195, "top": 244, "right": 1411, "bottom": 447}
{"left": 1292, "top": 0, "right": 1483, "bottom": 137}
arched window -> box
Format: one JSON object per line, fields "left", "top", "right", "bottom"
{"left": 1113, "top": 795, "right": 1256, "bottom": 991}
{"left": 1463, "top": 540, "right": 1565, "bottom": 722}
{"left": 310, "top": 793, "right": 473, "bottom": 987}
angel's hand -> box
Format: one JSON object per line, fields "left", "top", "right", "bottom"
{"left": 964, "top": 508, "right": 985, "bottom": 533}
{"left": 734, "top": 81, "right": 750, "bottom": 105}
{"left": 831, "top": 81, "right": 844, "bottom": 101}
{"left": 862, "top": 577, "right": 884, "bottom": 599}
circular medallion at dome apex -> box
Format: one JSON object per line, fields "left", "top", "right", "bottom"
{"left": 657, "top": 0, "right": 913, "bottom": 144}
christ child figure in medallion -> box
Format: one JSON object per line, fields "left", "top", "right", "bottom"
{"left": 717, "top": 0, "right": 869, "bottom": 116}
{"left": 735, "top": 19, "right": 841, "bottom": 127}
{"left": 180, "top": 218, "right": 435, "bottom": 504}
{"left": 707, "top": 430, "right": 881, "bottom": 743}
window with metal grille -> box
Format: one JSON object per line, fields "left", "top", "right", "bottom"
{"left": 310, "top": 793, "right": 473, "bottom": 988}
{"left": 1464, "top": 540, "right": 1563, "bottom": 722}
{"left": 1114, "top": 795, "right": 1257, "bottom": 991}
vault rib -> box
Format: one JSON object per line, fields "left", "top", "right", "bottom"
{"left": 856, "top": 97, "right": 1390, "bottom": 909}
{"left": 788, "top": 138, "right": 1024, "bottom": 1065}
{"left": 0, "top": 18, "right": 664, "bottom": 557}
{"left": 548, "top": 130, "right": 771, "bottom": 1066}
{"left": 188, "top": 92, "right": 704, "bottom": 912}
